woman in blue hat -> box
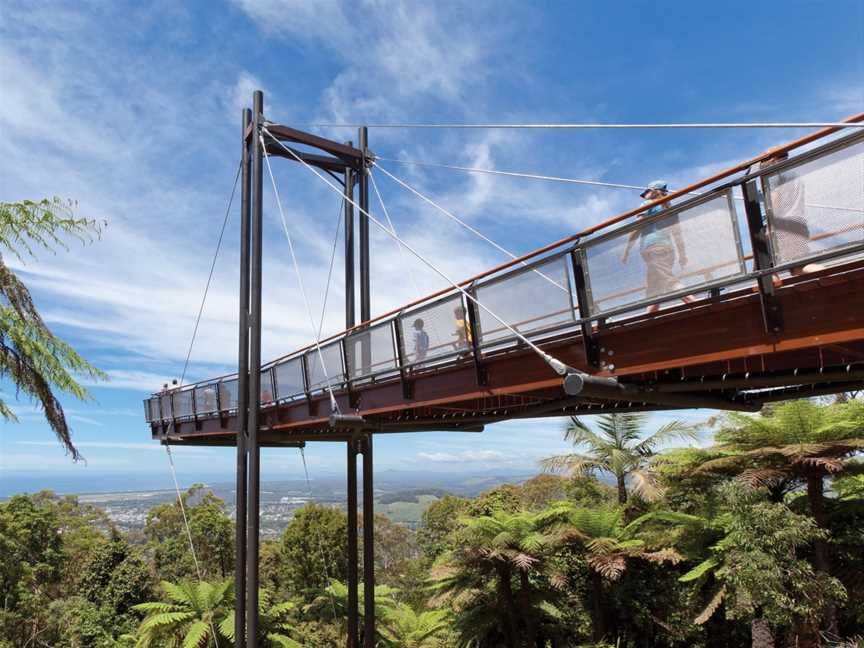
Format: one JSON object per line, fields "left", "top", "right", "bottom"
{"left": 621, "top": 181, "right": 694, "bottom": 313}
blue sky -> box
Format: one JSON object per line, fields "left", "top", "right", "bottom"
{"left": 1, "top": 0, "right": 862, "bottom": 492}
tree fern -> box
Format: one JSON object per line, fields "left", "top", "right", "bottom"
{"left": 0, "top": 198, "right": 106, "bottom": 460}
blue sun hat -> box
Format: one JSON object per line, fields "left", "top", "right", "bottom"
{"left": 640, "top": 179, "right": 668, "bottom": 198}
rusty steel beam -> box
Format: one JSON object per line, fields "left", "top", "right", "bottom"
{"left": 264, "top": 123, "right": 364, "bottom": 166}
{"left": 652, "top": 368, "right": 864, "bottom": 393}
{"left": 263, "top": 141, "right": 349, "bottom": 173}
{"left": 563, "top": 373, "right": 760, "bottom": 411}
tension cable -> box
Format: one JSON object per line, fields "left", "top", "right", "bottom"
{"left": 260, "top": 135, "right": 341, "bottom": 414}
{"left": 262, "top": 128, "right": 571, "bottom": 377}
{"left": 373, "top": 163, "right": 568, "bottom": 293}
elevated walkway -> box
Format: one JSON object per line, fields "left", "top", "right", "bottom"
{"left": 145, "top": 127, "right": 864, "bottom": 445}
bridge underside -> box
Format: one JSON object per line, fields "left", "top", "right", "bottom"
{"left": 157, "top": 259, "right": 864, "bottom": 446}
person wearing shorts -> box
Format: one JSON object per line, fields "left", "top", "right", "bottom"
{"left": 621, "top": 180, "right": 694, "bottom": 313}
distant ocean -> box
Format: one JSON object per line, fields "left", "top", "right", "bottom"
{"left": 0, "top": 472, "right": 235, "bottom": 499}
{"left": 0, "top": 467, "right": 541, "bottom": 500}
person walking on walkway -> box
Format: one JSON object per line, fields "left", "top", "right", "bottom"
{"left": 621, "top": 180, "right": 695, "bottom": 313}
{"left": 412, "top": 318, "right": 430, "bottom": 364}
{"left": 760, "top": 148, "right": 824, "bottom": 284}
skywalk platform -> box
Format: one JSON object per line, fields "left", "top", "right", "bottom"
{"left": 145, "top": 127, "right": 864, "bottom": 446}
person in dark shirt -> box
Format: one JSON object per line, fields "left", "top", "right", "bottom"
{"left": 412, "top": 318, "right": 430, "bottom": 363}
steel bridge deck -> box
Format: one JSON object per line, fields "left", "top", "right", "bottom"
{"left": 155, "top": 258, "right": 864, "bottom": 445}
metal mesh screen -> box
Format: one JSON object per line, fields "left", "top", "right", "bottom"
{"left": 159, "top": 393, "right": 173, "bottom": 420}
{"left": 194, "top": 383, "right": 219, "bottom": 415}
{"left": 173, "top": 389, "right": 194, "bottom": 418}
{"left": 260, "top": 369, "right": 275, "bottom": 404}
{"left": 144, "top": 399, "right": 154, "bottom": 422}
{"left": 219, "top": 379, "right": 239, "bottom": 410}
{"left": 345, "top": 321, "right": 397, "bottom": 381}
{"left": 398, "top": 293, "right": 466, "bottom": 366}
{"left": 305, "top": 341, "right": 345, "bottom": 391}
{"left": 583, "top": 191, "right": 744, "bottom": 315}
{"left": 474, "top": 254, "right": 575, "bottom": 348}
{"left": 274, "top": 357, "right": 305, "bottom": 400}
{"left": 763, "top": 139, "right": 864, "bottom": 267}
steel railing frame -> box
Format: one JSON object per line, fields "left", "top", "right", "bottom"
{"left": 146, "top": 125, "right": 864, "bottom": 425}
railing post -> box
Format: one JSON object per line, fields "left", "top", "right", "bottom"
{"left": 464, "top": 286, "right": 488, "bottom": 386}
{"left": 392, "top": 317, "right": 413, "bottom": 399}
{"left": 742, "top": 179, "right": 784, "bottom": 334}
{"left": 342, "top": 337, "right": 359, "bottom": 410}
{"left": 302, "top": 353, "right": 316, "bottom": 416}
{"left": 570, "top": 248, "right": 600, "bottom": 368}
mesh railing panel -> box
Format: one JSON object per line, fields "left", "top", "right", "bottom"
{"left": 144, "top": 399, "right": 154, "bottom": 422}
{"left": 763, "top": 139, "right": 864, "bottom": 267}
{"left": 260, "top": 369, "right": 275, "bottom": 404}
{"left": 474, "top": 253, "right": 576, "bottom": 348}
{"left": 398, "top": 293, "right": 466, "bottom": 366}
{"left": 194, "top": 384, "right": 220, "bottom": 415}
{"left": 345, "top": 322, "right": 397, "bottom": 381}
{"left": 219, "top": 379, "right": 239, "bottom": 410}
{"left": 174, "top": 389, "right": 194, "bottom": 418}
{"left": 305, "top": 341, "right": 345, "bottom": 391}
{"left": 160, "top": 394, "right": 173, "bottom": 420}
{"left": 274, "top": 357, "right": 305, "bottom": 400}
{"left": 583, "top": 191, "right": 744, "bottom": 315}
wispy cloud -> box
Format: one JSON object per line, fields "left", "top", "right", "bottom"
{"left": 416, "top": 449, "right": 506, "bottom": 463}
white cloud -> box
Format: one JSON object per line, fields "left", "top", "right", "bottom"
{"left": 416, "top": 449, "right": 506, "bottom": 463}
{"left": 227, "top": 71, "right": 265, "bottom": 123}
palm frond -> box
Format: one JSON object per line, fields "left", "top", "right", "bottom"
{"left": 694, "top": 585, "right": 726, "bottom": 625}
{"left": 181, "top": 621, "right": 209, "bottom": 648}
{"left": 635, "top": 420, "right": 700, "bottom": 456}
{"left": 678, "top": 557, "right": 719, "bottom": 582}
{"left": 218, "top": 614, "right": 235, "bottom": 642}
{"left": 139, "top": 611, "right": 196, "bottom": 632}
{"left": 629, "top": 469, "right": 664, "bottom": 502}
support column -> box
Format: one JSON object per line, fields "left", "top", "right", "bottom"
{"left": 344, "top": 144, "right": 355, "bottom": 331}
{"left": 347, "top": 439, "right": 359, "bottom": 648}
{"left": 246, "top": 89, "right": 264, "bottom": 647}
{"left": 362, "top": 433, "right": 375, "bottom": 647}
{"left": 344, "top": 142, "right": 360, "bottom": 648}
{"left": 235, "top": 107, "right": 252, "bottom": 648}
{"left": 358, "top": 128, "right": 370, "bottom": 323}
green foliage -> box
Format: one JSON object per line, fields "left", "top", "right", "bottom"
{"left": 417, "top": 495, "right": 470, "bottom": 562}
{"left": 78, "top": 534, "right": 151, "bottom": 616}
{"left": 432, "top": 507, "right": 569, "bottom": 646}
{"left": 144, "top": 485, "right": 234, "bottom": 581}
{"left": 698, "top": 399, "right": 864, "bottom": 493}
{"left": 1, "top": 197, "right": 107, "bottom": 459}
{"left": 379, "top": 605, "right": 449, "bottom": 648}
{"left": 2, "top": 399, "right": 863, "bottom": 646}
{"left": 221, "top": 588, "right": 303, "bottom": 648}
{"left": 270, "top": 503, "right": 348, "bottom": 602}
{"left": 706, "top": 486, "right": 846, "bottom": 630}
{"left": 132, "top": 579, "right": 232, "bottom": 648}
